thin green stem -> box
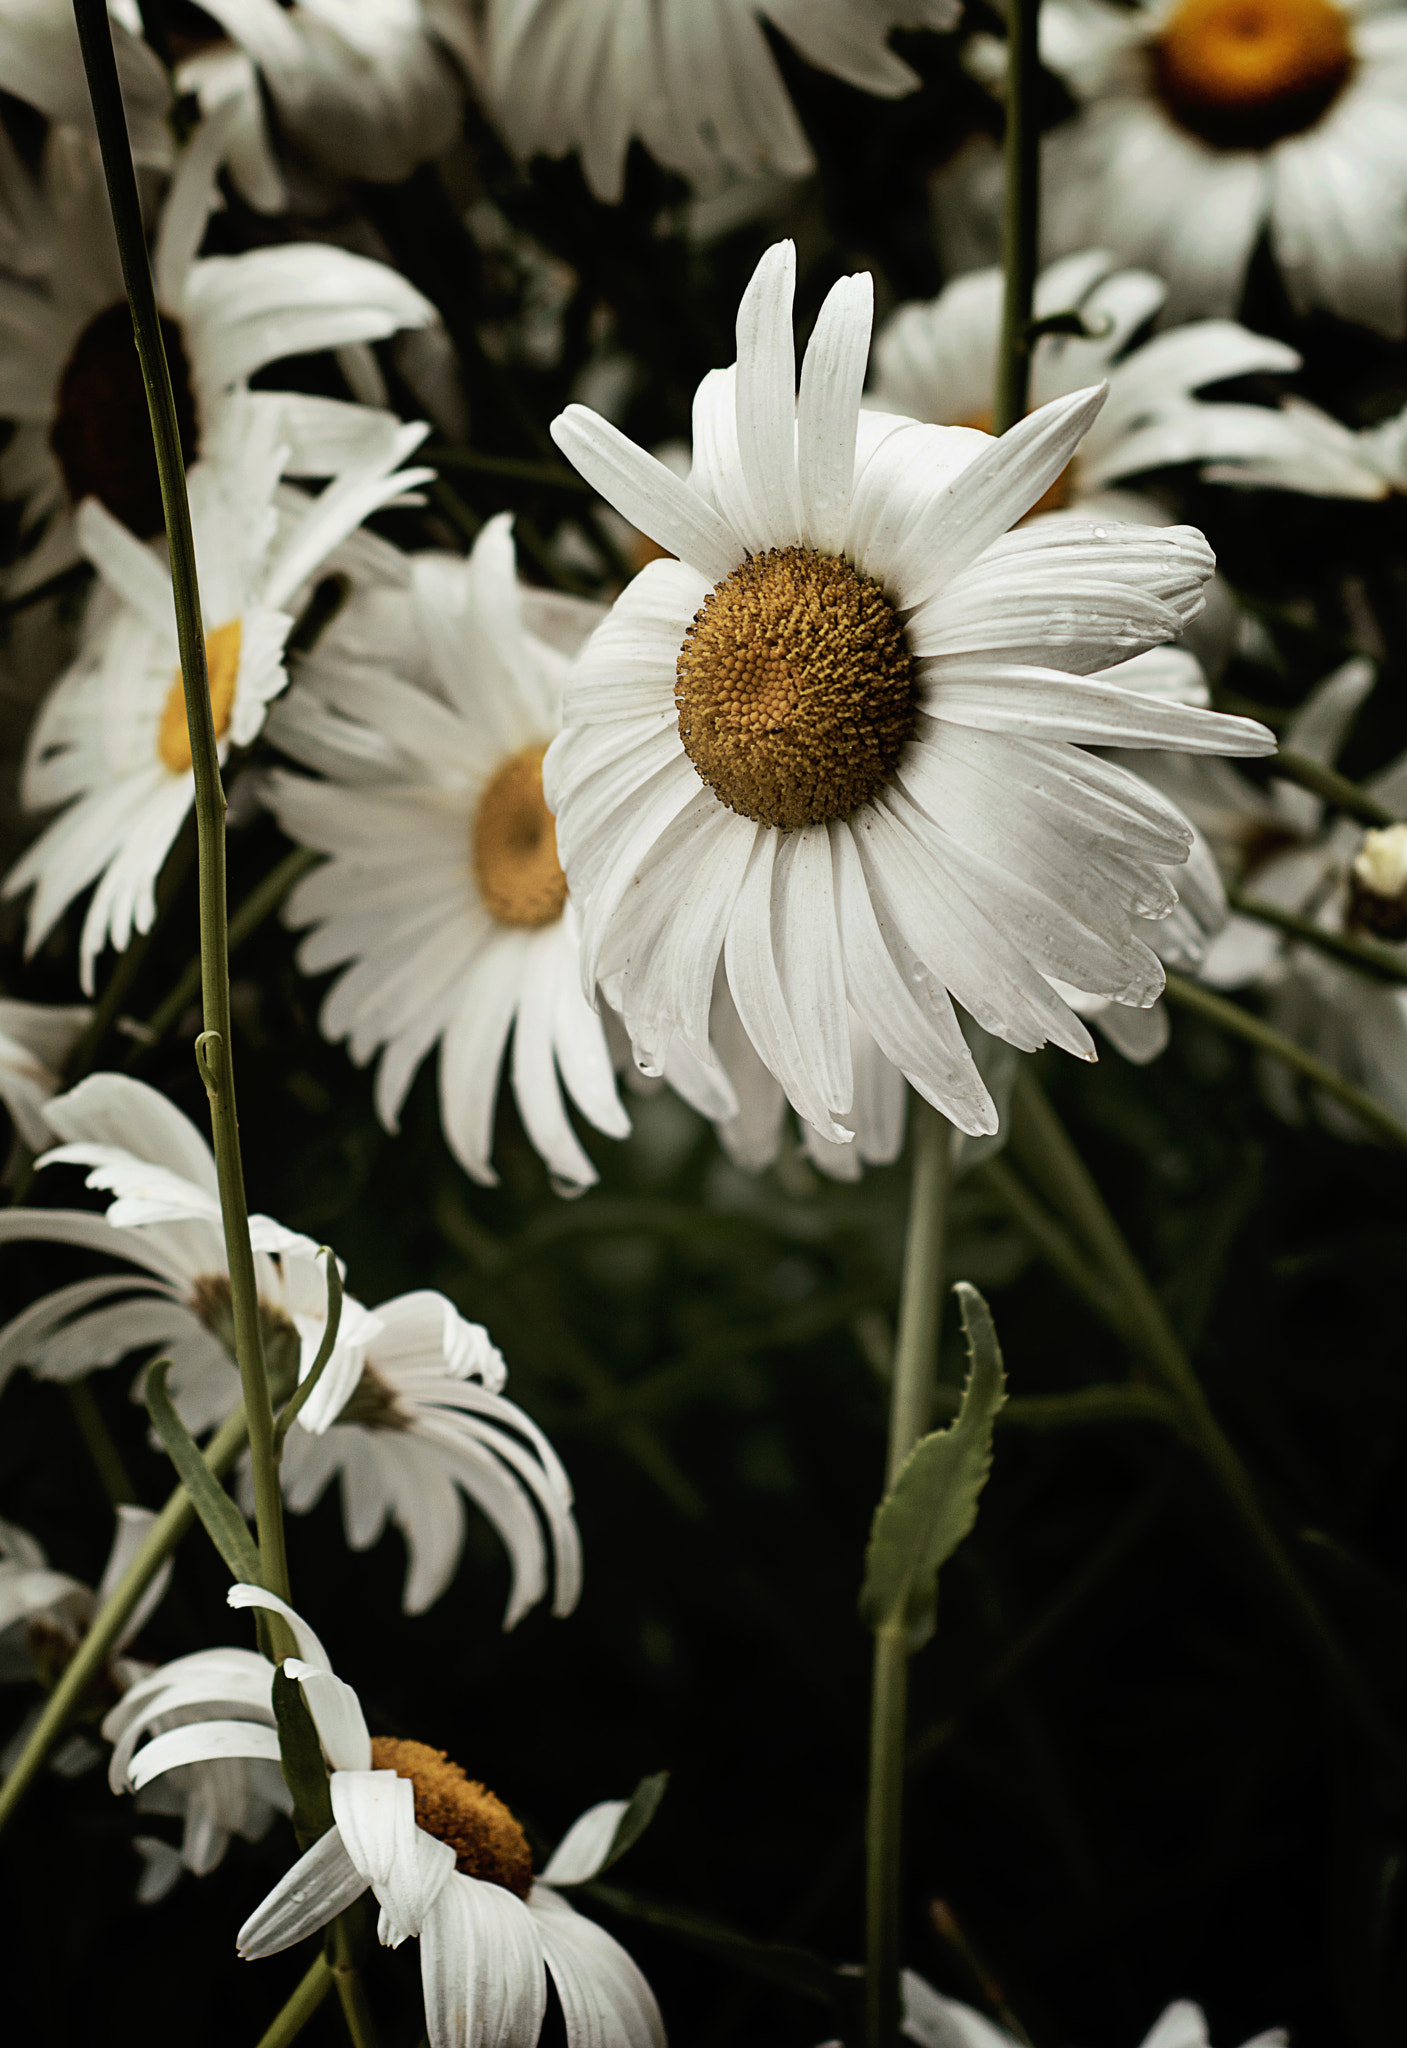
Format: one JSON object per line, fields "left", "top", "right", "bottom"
{"left": 1227, "top": 888, "right": 1407, "bottom": 986}
{"left": 330, "top": 1914, "right": 380, "bottom": 2048}
{"left": 133, "top": 845, "right": 321, "bottom": 1060}
{"left": 0, "top": 1402, "right": 249, "bottom": 1836}
{"left": 994, "top": 0, "right": 1041, "bottom": 433}
{"left": 73, "top": 0, "right": 287, "bottom": 1608}
{"left": 64, "top": 1381, "right": 138, "bottom": 1505}
{"left": 1162, "top": 970, "right": 1407, "bottom": 1153}
{"left": 1274, "top": 748, "right": 1400, "bottom": 829}
{"left": 1009, "top": 1070, "right": 1407, "bottom": 1785}
{"left": 866, "top": 1100, "right": 953, "bottom": 2048}
{"left": 255, "top": 1954, "right": 333, "bottom": 2048}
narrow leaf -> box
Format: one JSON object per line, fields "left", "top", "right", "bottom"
{"left": 274, "top": 1248, "right": 343, "bottom": 1453}
{"left": 602, "top": 1770, "right": 669, "bottom": 1873}
{"left": 583, "top": 1883, "right": 837, "bottom": 2005}
{"left": 271, "top": 1666, "right": 334, "bottom": 1851}
{"left": 144, "top": 1358, "right": 260, "bottom": 1583}
{"left": 859, "top": 1283, "right": 1007, "bottom": 1647}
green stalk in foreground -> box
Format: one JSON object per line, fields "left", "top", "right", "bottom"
{"left": 866, "top": 1100, "right": 953, "bottom": 2048}
{"left": 0, "top": 1404, "right": 249, "bottom": 1836}
{"left": 71, "top": 0, "right": 288, "bottom": 1608}
{"left": 994, "top": 0, "right": 1042, "bottom": 434}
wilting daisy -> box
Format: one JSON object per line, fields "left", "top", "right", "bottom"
{"left": 1039, "top": 0, "right": 1407, "bottom": 335}
{"left": 0, "top": 997, "right": 90, "bottom": 1150}
{"left": 0, "top": 1073, "right": 581, "bottom": 1621}
{"left": 870, "top": 248, "right": 1346, "bottom": 510}
{"left": 4, "top": 404, "right": 432, "bottom": 992}
{"left": 0, "top": 112, "right": 435, "bottom": 589}
{"left": 112, "top": 1583, "right": 664, "bottom": 2048}
{"left": 546, "top": 241, "right": 1273, "bottom": 1153}
{"left": 266, "top": 512, "right": 632, "bottom": 1194}
{"left": 189, "top": 0, "right": 466, "bottom": 187}
{"left": 482, "top": 0, "right": 959, "bottom": 202}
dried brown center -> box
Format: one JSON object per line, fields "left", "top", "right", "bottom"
{"left": 370, "top": 1737, "right": 533, "bottom": 1897}
{"left": 334, "top": 1361, "right": 411, "bottom": 1431}
{"left": 191, "top": 1272, "right": 299, "bottom": 1402}
{"left": 1153, "top": 0, "right": 1355, "bottom": 149}
{"left": 676, "top": 547, "right": 915, "bottom": 831}
{"left": 157, "top": 620, "right": 243, "bottom": 775}
{"left": 472, "top": 744, "right": 568, "bottom": 928}
{"left": 50, "top": 303, "right": 199, "bottom": 538}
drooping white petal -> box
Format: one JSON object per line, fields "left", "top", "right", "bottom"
{"left": 284, "top": 1657, "right": 373, "bottom": 1772}
{"left": 419, "top": 1874, "right": 548, "bottom": 2048}
{"left": 126, "top": 1718, "right": 284, "bottom": 1791}
{"left": 237, "top": 1824, "right": 370, "bottom": 1959}
{"left": 226, "top": 1582, "right": 333, "bottom": 1669}
{"left": 331, "top": 1769, "right": 456, "bottom": 1946}
{"left": 541, "top": 1801, "right": 629, "bottom": 1887}
{"left": 530, "top": 1884, "right": 666, "bottom": 2048}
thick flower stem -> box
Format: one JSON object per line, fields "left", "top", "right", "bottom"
{"left": 994, "top": 0, "right": 1042, "bottom": 433}
{"left": 72, "top": 0, "right": 289, "bottom": 1610}
{"left": 0, "top": 1403, "right": 249, "bottom": 1837}
{"left": 255, "top": 1954, "right": 332, "bottom": 2048}
{"left": 1009, "top": 1071, "right": 1407, "bottom": 1786}
{"left": 1161, "top": 971, "right": 1407, "bottom": 1152}
{"left": 865, "top": 1099, "right": 953, "bottom": 2048}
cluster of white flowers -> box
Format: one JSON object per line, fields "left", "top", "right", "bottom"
{"left": 0, "top": 0, "right": 1396, "bottom": 2039}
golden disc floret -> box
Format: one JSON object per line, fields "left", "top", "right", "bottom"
{"left": 1154, "top": 0, "right": 1355, "bottom": 149}
{"left": 472, "top": 743, "right": 568, "bottom": 928}
{"left": 370, "top": 1737, "right": 534, "bottom": 1897}
{"left": 676, "top": 546, "right": 916, "bottom": 831}
{"left": 157, "top": 620, "right": 243, "bottom": 775}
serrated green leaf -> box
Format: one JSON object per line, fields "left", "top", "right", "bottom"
{"left": 602, "top": 1769, "right": 669, "bottom": 1873}
{"left": 859, "top": 1283, "right": 1007, "bottom": 1647}
{"left": 144, "top": 1358, "right": 260, "bottom": 1584}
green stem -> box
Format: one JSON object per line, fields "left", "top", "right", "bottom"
{"left": 866, "top": 1099, "right": 952, "bottom": 2048}
{"left": 255, "top": 1954, "right": 333, "bottom": 2048}
{"left": 64, "top": 1381, "right": 139, "bottom": 1505}
{"left": 994, "top": 0, "right": 1041, "bottom": 434}
{"left": 1274, "top": 748, "right": 1399, "bottom": 829}
{"left": 0, "top": 1402, "right": 249, "bottom": 1835}
{"left": 1227, "top": 888, "right": 1407, "bottom": 986}
{"left": 133, "top": 845, "right": 321, "bottom": 1060}
{"left": 330, "top": 1914, "right": 380, "bottom": 2048}
{"left": 1161, "top": 971, "right": 1407, "bottom": 1153}
{"left": 1009, "top": 1071, "right": 1407, "bottom": 1785}
{"left": 427, "top": 445, "right": 591, "bottom": 493}
{"left": 73, "top": 0, "right": 288, "bottom": 1608}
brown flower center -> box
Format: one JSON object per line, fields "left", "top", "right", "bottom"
{"left": 1153, "top": 0, "right": 1355, "bottom": 149}
{"left": 334, "top": 1361, "right": 411, "bottom": 1431}
{"left": 471, "top": 744, "right": 568, "bottom": 928}
{"left": 50, "top": 303, "right": 199, "bottom": 538}
{"left": 190, "top": 1272, "right": 299, "bottom": 1402}
{"left": 370, "top": 1738, "right": 533, "bottom": 1897}
{"left": 675, "top": 547, "right": 915, "bottom": 831}
{"left": 157, "top": 621, "right": 243, "bottom": 775}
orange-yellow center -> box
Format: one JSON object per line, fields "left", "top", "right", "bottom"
{"left": 1154, "top": 0, "right": 1355, "bottom": 149}
{"left": 370, "top": 1737, "right": 534, "bottom": 1897}
{"left": 471, "top": 744, "right": 568, "bottom": 928}
{"left": 157, "top": 620, "right": 243, "bottom": 775}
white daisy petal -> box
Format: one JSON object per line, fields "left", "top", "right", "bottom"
{"left": 419, "top": 1875, "right": 548, "bottom": 2048}
{"left": 331, "top": 1769, "right": 455, "bottom": 1946}
{"left": 733, "top": 239, "right": 803, "bottom": 544}
{"left": 530, "top": 1884, "right": 666, "bottom": 2048}
{"left": 797, "top": 270, "right": 875, "bottom": 554}
{"left": 237, "top": 1825, "right": 369, "bottom": 1960}
{"left": 552, "top": 407, "right": 742, "bottom": 581}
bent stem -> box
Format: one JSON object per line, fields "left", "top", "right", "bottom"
{"left": 72, "top": 0, "right": 288, "bottom": 1609}
{"left": 866, "top": 1100, "right": 953, "bottom": 2048}
{"left": 994, "top": 0, "right": 1041, "bottom": 434}
{"left": 0, "top": 1403, "right": 249, "bottom": 1836}
{"left": 1009, "top": 1070, "right": 1407, "bottom": 1784}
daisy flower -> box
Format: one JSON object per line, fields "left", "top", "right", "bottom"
{"left": 0, "top": 1503, "right": 167, "bottom": 1708}
{"left": 1038, "top": 0, "right": 1407, "bottom": 335}
{"left": 0, "top": 997, "right": 91, "bottom": 1150}
{"left": 112, "top": 1582, "right": 665, "bottom": 2048}
{"left": 545, "top": 240, "right": 1273, "bottom": 1154}
{"left": 0, "top": 1073, "right": 581, "bottom": 1621}
{"left": 3, "top": 403, "right": 433, "bottom": 992}
{"left": 482, "top": 0, "right": 959, "bottom": 203}
{"left": 265, "top": 512, "right": 632, "bottom": 1195}
{"left": 870, "top": 248, "right": 1337, "bottom": 511}
{"left": 0, "top": 111, "right": 436, "bottom": 588}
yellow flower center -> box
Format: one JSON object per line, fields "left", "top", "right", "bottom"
{"left": 471, "top": 744, "right": 568, "bottom": 928}
{"left": 370, "top": 1737, "right": 534, "bottom": 1897}
{"left": 157, "top": 621, "right": 243, "bottom": 775}
{"left": 1153, "top": 0, "right": 1355, "bottom": 149}
{"left": 50, "top": 303, "right": 198, "bottom": 539}
{"left": 675, "top": 546, "right": 916, "bottom": 831}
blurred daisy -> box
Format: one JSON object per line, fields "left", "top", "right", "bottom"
{"left": 0, "top": 113, "right": 435, "bottom": 588}
{"left": 870, "top": 248, "right": 1352, "bottom": 509}
{"left": 900, "top": 1972, "right": 1285, "bottom": 2048}
{"left": 0, "top": 1073, "right": 580, "bottom": 1623}
{"left": 114, "top": 1582, "right": 665, "bottom": 2048}
{"left": 266, "top": 512, "right": 632, "bottom": 1194}
{"left": 191, "top": 0, "right": 466, "bottom": 188}
{"left": 4, "top": 406, "right": 432, "bottom": 992}
{"left": 482, "top": 0, "right": 959, "bottom": 202}
{"left": 0, "top": 997, "right": 90, "bottom": 1150}
{"left": 1039, "top": 0, "right": 1407, "bottom": 335}
{"left": 0, "top": 1503, "right": 167, "bottom": 1710}
{"left": 0, "top": 0, "right": 172, "bottom": 165}
{"left": 546, "top": 240, "right": 1273, "bottom": 1154}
